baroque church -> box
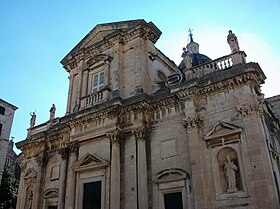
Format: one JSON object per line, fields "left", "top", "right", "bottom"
{"left": 16, "top": 19, "right": 280, "bottom": 209}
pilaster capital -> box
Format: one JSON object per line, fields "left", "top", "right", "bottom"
{"left": 68, "top": 141, "right": 79, "bottom": 153}
{"left": 59, "top": 147, "right": 69, "bottom": 160}
{"left": 19, "top": 161, "right": 27, "bottom": 172}
{"left": 36, "top": 153, "right": 48, "bottom": 166}
{"left": 107, "top": 128, "right": 123, "bottom": 144}
{"left": 237, "top": 103, "right": 263, "bottom": 117}
{"left": 183, "top": 116, "right": 202, "bottom": 130}
{"left": 133, "top": 127, "right": 147, "bottom": 140}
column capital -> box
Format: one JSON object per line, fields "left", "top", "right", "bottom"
{"left": 133, "top": 127, "right": 147, "bottom": 140}
{"left": 183, "top": 116, "right": 202, "bottom": 130}
{"left": 36, "top": 153, "right": 48, "bottom": 166}
{"left": 107, "top": 128, "right": 123, "bottom": 143}
{"left": 68, "top": 141, "right": 79, "bottom": 153}
{"left": 237, "top": 103, "right": 263, "bottom": 117}
{"left": 59, "top": 147, "right": 69, "bottom": 160}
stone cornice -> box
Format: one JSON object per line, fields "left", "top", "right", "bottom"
{"left": 176, "top": 70, "right": 263, "bottom": 99}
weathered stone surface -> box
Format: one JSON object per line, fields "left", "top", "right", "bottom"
{"left": 16, "top": 20, "right": 280, "bottom": 209}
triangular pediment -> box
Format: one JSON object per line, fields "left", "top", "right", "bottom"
{"left": 204, "top": 121, "right": 242, "bottom": 140}
{"left": 73, "top": 153, "right": 109, "bottom": 172}
{"left": 24, "top": 168, "right": 37, "bottom": 179}
{"left": 61, "top": 19, "right": 159, "bottom": 66}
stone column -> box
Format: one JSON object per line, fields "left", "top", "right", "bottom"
{"left": 33, "top": 153, "right": 48, "bottom": 209}
{"left": 65, "top": 142, "right": 79, "bottom": 209}
{"left": 134, "top": 128, "right": 149, "bottom": 209}
{"left": 183, "top": 115, "right": 204, "bottom": 209}
{"left": 107, "top": 129, "right": 122, "bottom": 209}
{"left": 58, "top": 147, "right": 69, "bottom": 209}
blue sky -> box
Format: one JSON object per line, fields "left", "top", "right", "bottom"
{"left": 1, "top": 0, "right": 279, "bottom": 153}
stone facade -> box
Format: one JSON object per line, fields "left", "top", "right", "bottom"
{"left": 16, "top": 20, "right": 280, "bottom": 209}
{"left": 0, "top": 98, "right": 17, "bottom": 184}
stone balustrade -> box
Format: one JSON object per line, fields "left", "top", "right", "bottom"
{"left": 81, "top": 88, "right": 110, "bottom": 109}
{"left": 29, "top": 122, "right": 48, "bottom": 135}
{"left": 185, "top": 51, "right": 246, "bottom": 80}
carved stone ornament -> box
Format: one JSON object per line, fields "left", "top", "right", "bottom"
{"left": 43, "top": 188, "right": 59, "bottom": 199}
{"left": 107, "top": 128, "right": 123, "bottom": 143}
{"left": 203, "top": 121, "right": 242, "bottom": 148}
{"left": 59, "top": 147, "right": 69, "bottom": 160}
{"left": 72, "top": 153, "right": 109, "bottom": 172}
{"left": 165, "top": 72, "right": 183, "bottom": 86}
{"left": 133, "top": 127, "right": 147, "bottom": 140}
{"left": 68, "top": 141, "right": 79, "bottom": 153}
{"left": 36, "top": 153, "right": 48, "bottom": 166}
{"left": 154, "top": 168, "right": 190, "bottom": 184}
{"left": 24, "top": 168, "right": 37, "bottom": 179}
{"left": 237, "top": 103, "right": 263, "bottom": 117}
{"left": 83, "top": 54, "right": 113, "bottom": 70}
{"left": 183, "top": 116, "right": 202, "bottom": 129}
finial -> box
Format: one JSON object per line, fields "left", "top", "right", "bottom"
{"left": 188, "top": 28, "right": 193, "bottom": 42}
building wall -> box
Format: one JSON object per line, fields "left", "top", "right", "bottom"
{"left": 0, "top": 99, "right": 17, "bottom": 184}
{"left": 16, "top": 20, "right": 280, "bottom": 209}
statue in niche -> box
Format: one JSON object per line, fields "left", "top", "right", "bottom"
{"left": 224, "top": 155, "right": 238, "bottom": 192}
{"left": 227, "top": 30, "right": 240, "bottom": 53}
{"left": 30, "top": 112, "right": 36, "bottom": 128}
{"left": 49, "top": 104, "right": 56, "bottom": 121}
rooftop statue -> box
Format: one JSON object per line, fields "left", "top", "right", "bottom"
{"left": 30, "top": 112, "right": 36, "bottom": 128}
{"left": 50, "top": 104, "right": 56, "bottom": 121}
{"left": 227, "top": 30, "right": 240, "bottom": 53}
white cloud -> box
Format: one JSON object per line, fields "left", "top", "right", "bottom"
{"left": 156, "top": 26, "right": 280, "bottom": 98}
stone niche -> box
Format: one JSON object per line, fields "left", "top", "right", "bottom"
{"left": 203, "top": 121, "right": 249, "bottom": 207}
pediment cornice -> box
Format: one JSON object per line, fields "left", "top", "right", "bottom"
{"left": 73, "top": 153, "right": 109, "bottom": 172}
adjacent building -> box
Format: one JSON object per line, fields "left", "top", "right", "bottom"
{"left": 16, "top": 20, "right": 280, "bottom": 209}
{"left": 0, "top": 98, "right": 17, "bottom": 183}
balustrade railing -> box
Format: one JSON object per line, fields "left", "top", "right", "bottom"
{"left": 81, "top": 88, "right": 110, "bottom": 109}
{"left": 28, "top": 122, "right": 48, "bottom": 135}
{"left": 184, "top": 51, "right": 246, "bottom": 80}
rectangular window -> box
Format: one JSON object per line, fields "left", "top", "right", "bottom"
{"left": 48, "top": 206, "right": 57, "bottom": 209}
{"left": 0, "top": 123, "right": 2, "bottom": 136}
{"left": 92, "top": 71, "right": 104, "bottom": 93}
{"left": 83, "top": 181, "right": 101, "bottom": 209}
{"left": 0, "top": 106, "right": 5, "bottom": 115}
{"left": 164, "top": 192, "right": 183, "bottom": 209}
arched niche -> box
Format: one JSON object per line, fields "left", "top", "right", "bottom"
{"left": 217, "top": 147, "right": 242, "bottom": 193}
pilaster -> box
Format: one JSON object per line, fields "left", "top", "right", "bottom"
{"left": 58, "top": 147, "right": 69, "bottom": 209}
{"left": 65, "top": 141, "right": 79, "bottom": 209}
{"left": 33, "top": 152, "right": 48, "bottom": 209}
{"left": 133, "top": 127, "right": 149, "bottom": 209}
{"left": 107, "top": 128, "right": 123, "bottom": 209}
{"left": 183, "top": 113, "right": 205, "bottom": 208}
{"left": 237, "top": 103, "right": 279, "bottom": 209}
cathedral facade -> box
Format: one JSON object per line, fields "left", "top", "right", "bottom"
{"left": 16, "top": 20, "right": 280, "bottom": 209}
